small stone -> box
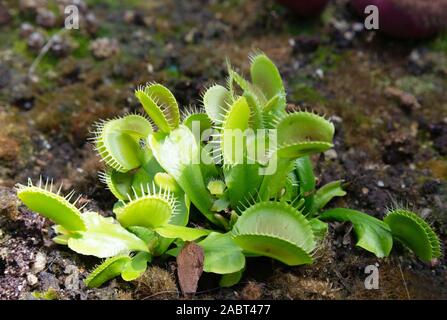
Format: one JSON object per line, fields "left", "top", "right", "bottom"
{"left": 352, "top": 22, "right": 364, "bottom": 32}
{"left": 49, "top": 34, "right": 72, "bottom": 57}
{"left": 27, "top": 31, "right": 46, "bottom": 51}
{"left": 324, "top": 149, "right": 338, "bottom": 160}
{"left": 344, "top": 31, "right": 354, "bottom": 41}
{"left": 420, "top": 208, "right": 432, "bottom": 219}
{"left": 19, "top": 23, "right": 34, "bottom": 38}
{"left": 26, "top": 273, "right": 38, "bottom": 286}
{"left": 147, "top": 63, "right": 154, "bottom": 73}
{"left": 123, "top": 10, "right": 136, "bottom": 23}
{"left": 85, "top": 12, "right": 98, "bottom": 34}
{"left": 64, "top": 265, "right": 80, "bottom": 291}
{"left": 377, "top": 180, "right": 385, "bottom": 188}
{"left": 36, "top": 8, "right": 57, "bottom": 29}
{"left": 330, "top": 115, "right": 343, "bottom": 123}
{"left": 90, "top": 38, "right": 120, "bottom": 59}
{"left": 361, "top": 187, "right": 369, "bottom": 195}
{"left": 32, "top": 252, "right": 47, "bottom": 273}
{"left": 315, "top": 68, "right": 324, "bottom": 79}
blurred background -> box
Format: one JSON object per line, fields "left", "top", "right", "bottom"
{"left": 0, "top": 0, "right": 446, "bottom": 300}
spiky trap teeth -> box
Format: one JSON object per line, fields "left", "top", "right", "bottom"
{"left": 92, "top": 114, "right": 153, "bottom": 173}
{"left": 14, "top": 53, "right": 442, "bottom": 290}
{"left": 16, "top": 177, "right": 86, "bottom": 231}
{"left": 116, "top": 182, "right": 179, "bottom": 229}
{"left": 384, "top": 209, "right": 442, "bottom": 262}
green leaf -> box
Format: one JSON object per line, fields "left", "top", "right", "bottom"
{"left": 243, "top": 91, "right": 264, "bottom": 129}
{"left": 100, "top": 169, "right": 133, "bottom": 200}
{"left": 232, "top": 201, "right": 315, "bottom": 265}
{"left": 219, "top": 269, "right": 244, "bottom": 287}
{"left": 127, "top": 226, "right": 159, "bottom": 249}
{"left": 207, "top": 180, "right": 226, "bottom": 196}
{"left": 94, "top": 115, "right": 152, "bottom": 172}
{"left": 68, "top": 212, "right": 149, "bottom": 258}
{"left": 250, "top": 53, "right": 285, "bottom": 111}
{"left": 295, "top": 156, "right": 316, "bottom": 193}
{"left": 148, "top": 125, "right": 221, "bottom": 226}
{"left": 84, "top": 255, "right": 131, "bottom": 288}
{"left": 320, "top": 208, "right": 393, "bottom": 258}
{"left": 121, "top": 252, "right": 152, "bottom": 281}
{"left": 295, "top": 156, "right": 316, "bottom": 211}
{"left": 250, "top": 53, "right": 284, "bottom": 98}
{"left": 198, "top": 232, "right": 245, "bottom": 274}
{"left": 384, "top": 209, "right": 441, "bottom": 262}
{"left": 135, "top": 83, "right": 180, "bottom": 132}
{"left": 224, "top": 163, "right": 263, "bottom": 209}
{"left": 155, "top": 225, "right": 212, "bottom": 241}
{"left": 183, "top": 112, "right": 213, "bottom": 139}
{"left": 275, "top": 112, "right": 334, "bottom": 159}
{"left": 116, "top": 187, "right": 175, "bottom": 229}
{"left": 310, "top": 180, "right": 346, "bottom": 214}
{"left": 308, "top": 218, "right": 328, "bottom": 243}
{"left": 17, "top": 182, "right": 86, "bottom": 232}
{"left": 220, "top": 96, "right": 251, "bottom": 165}
{"left": 203, "top": 85, "right": 232, "bottom": 124}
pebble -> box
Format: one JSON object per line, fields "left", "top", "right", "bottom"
{"left": 377, "top": 180, "right": 385, "bottom": 188}
{"left": 64, "top": 265, "right": 80, "bottom": 291}
{"left": 27, "top": 31, "right": 46, "bottom": 51}
{"left": 420, "top": 208, "right": 432, "bottom": 219}
{"left": 315, "top": 68, "right": 324, "bottom": 79}
{"left": 330, "top": 115, "right": 343, "bottom": 123}
{"left": 147, "top": 63, "right": 154, "bottom": 73}
{"left": 32, "top": 252, "right": 47, "bottom": 273}
{"left": 324, "top": 149, "right": 338, "bottom": 160}
{"left": 36, "top": 8, "right": 57, "bottom": 29}
{"left": 19, "top": 23, "right": 34, "bottom": 38}
{"left": 49, "top": 34, "right": 72, "bottom": 57}
{"left": 352, "top": 22, "right": 364, "bottom": 33}
{"left": 90, "top": 37, "right": 120, "bottom": 59}
{"left": 26, "top": 273, "right": 38, "bottom": 286}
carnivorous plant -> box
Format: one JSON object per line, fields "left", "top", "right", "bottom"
{"left": 16, "top": 54, "right": 441, "bottom": 289}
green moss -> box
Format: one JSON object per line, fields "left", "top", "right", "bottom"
{"left": 431, "top": 31, "right": 447, "bottom": 53}
{"left": 72, "top": 34, "right": 91, "bottom": 58}
{"left": 312, "top": 46, "right": 342, "bottom": 70}
{"left": 395, "top": 76, "right": 436, "bottom": 96}
{"left": 32, "top": 288, "right": 59, "bottom": 300}
{"left": 291, "top": 83, "right": 326, "bottom": 104}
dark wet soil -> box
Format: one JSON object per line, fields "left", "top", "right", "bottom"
{"left": 0, "top": 0, "right": 446, "bottom": 300}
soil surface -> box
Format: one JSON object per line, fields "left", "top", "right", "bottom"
{"left": 0, "top": 0, "right": 446, "bottom": 300}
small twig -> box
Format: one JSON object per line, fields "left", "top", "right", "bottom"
{"left": 28, "top": 28, "right": 67, "bottom": 77}
{"left": 397, "top": 261, "right": 411, "bottom": 300}
{"left": 142, "top": 290, "right": 179, "bottom": 300}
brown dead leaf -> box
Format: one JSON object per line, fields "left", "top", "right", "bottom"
{"left": 176, "top": 241, "right": 204, "bottom": 296}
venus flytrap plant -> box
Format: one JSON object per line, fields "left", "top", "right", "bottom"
{"left": 16, "top": 53, "right": 442, "bottom": 290}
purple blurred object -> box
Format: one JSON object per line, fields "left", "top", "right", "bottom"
{"left": 277, "top": 0, "right": 329, "bottom": 16}
{"left": 350, "top": 0, "right": 439, "bottom": 39}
